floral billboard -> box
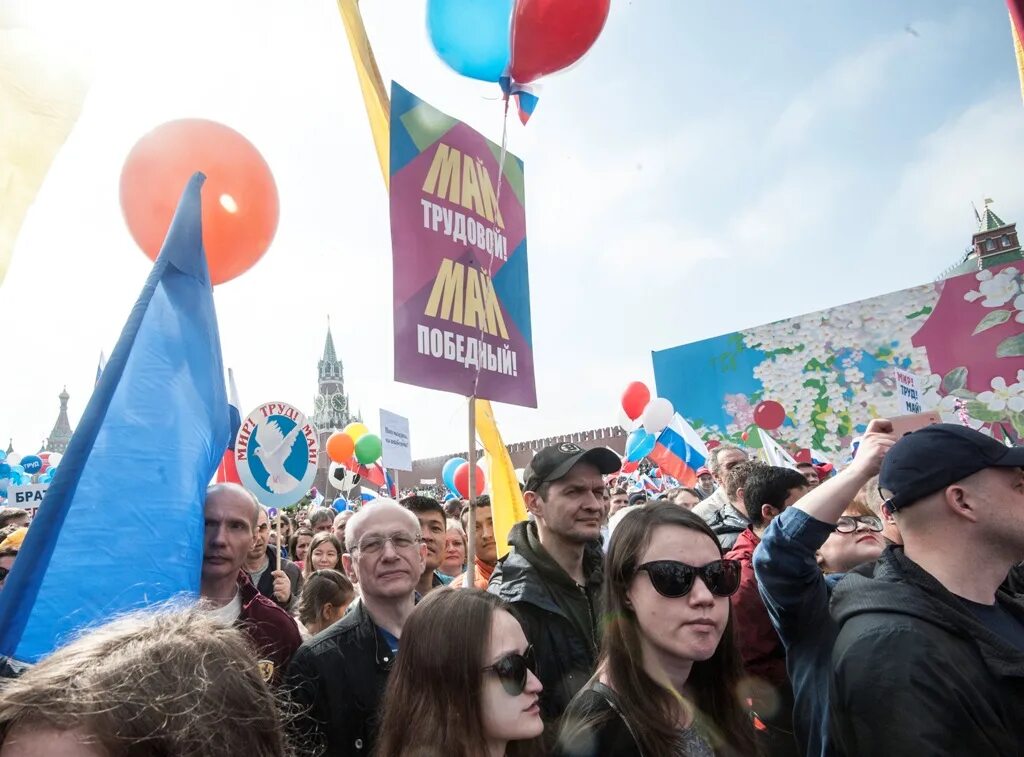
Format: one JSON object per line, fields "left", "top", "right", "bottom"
{"left": 652, "top": 262, "right": 1024, "bottom": 453}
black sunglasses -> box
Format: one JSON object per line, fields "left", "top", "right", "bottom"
{"left": 636, "top": 559, "right": 741, "bottom": 598}
{"left": 482, "top": 646, "right": 537, "bottom": 696}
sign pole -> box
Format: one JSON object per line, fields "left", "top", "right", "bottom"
{"left": 464, "top": 397, "right": 477, "bottom": 589}
{"left": 275, "top": 509, "right": 282, "bottom": 572}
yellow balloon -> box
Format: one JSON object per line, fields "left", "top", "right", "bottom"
{"left": 343, "top": 422, "right": 369, "bottom": 442}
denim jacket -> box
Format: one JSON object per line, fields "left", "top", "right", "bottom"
{"left": 752, "top": 507, "right": 843, "bottom": 757}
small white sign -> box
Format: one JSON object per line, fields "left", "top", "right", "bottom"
{"left": 894, "top": 368, "right": 923, "bottom": 415}
{"left": 380, "top": 409, "right": 413, "bottom": 471}
{"left": 9, "top": 483, "right": 48, "bottom": 518}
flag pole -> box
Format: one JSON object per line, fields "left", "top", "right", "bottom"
{"left": 464, "top": 397, "right": 478, "bottom": 588}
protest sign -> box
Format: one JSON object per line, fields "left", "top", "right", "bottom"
{"left": 379, "top": 409, "right": 412, "bottom": 471}
{"left": 894, "top": 368, "right": 923, "bottom": 415}
{"left": 389, "top": 83, "right": 536, "bottom": 407}
{"left": 234, "top": 402, "right": 319, "bottom": 508}
{"left": 8, "top": 483, "right": 47, "bottom": 518}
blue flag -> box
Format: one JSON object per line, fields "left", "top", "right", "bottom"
{"left": 0, "top": 173, "right": 230, "bottom": 662}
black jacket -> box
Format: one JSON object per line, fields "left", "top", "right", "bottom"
{"left": 284, "top": 599, "right": 394, "bottom": 757}
{"left": 489, "top": 521, "right": 604, "bottom": 728}
{"left": 829, "top": 547, "right": 1024, "bottom": 756}
{"left": 250, "top": 546, "right": 303, "bottom": 611}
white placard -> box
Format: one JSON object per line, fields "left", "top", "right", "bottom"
{"left": 8, "top": 483, "right": 48, "bottom": 518}
{"left": 894, "top": 368, "right": 923, "bottom": 415}
{"left": 380, "top": 409, "right": 413, "bottom": 471}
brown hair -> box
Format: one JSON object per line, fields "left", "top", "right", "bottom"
{"left": 297, "top": 569, "right": 354, "bottom": 628}
{"left": 376, "top": 588, "right": 542, "bottom": 757}
{"left": 0, "top": 607, "right": 288, "bottom": 756}
{"left": 288, "top": 527, "right": 314, "bottom": 563}
{"left": 302, "top": 532, "right": 343, "bottom": 578}
{"left": 724, "top": 459, "right": 765, "bottom": 501}
{"left": 560, "top": 503, "right": 757, "bottom": 757}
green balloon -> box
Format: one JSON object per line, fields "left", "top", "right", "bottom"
{"left": 355, "top": 433, "right": 383, "bottom": 464}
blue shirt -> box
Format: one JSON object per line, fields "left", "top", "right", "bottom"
{"left": 752, "top": 507, "right": 844, "bottom": 757}
{"left": 378, "top": 625, "right": 399, "bottom": 654}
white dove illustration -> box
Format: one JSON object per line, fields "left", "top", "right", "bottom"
{"left": 253, "top": 418, "right": 303, "bottom": 493}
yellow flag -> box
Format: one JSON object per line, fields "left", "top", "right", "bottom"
{"left": 475, "top": 398, "right": 528, "bottom": 558}
{"left": 335, "top": 0, "right": 391, "bottom": 188}
{"left": 1012, "top": 12, "right": 1024, "bottom": 105}
{"left": 0, "top": 22, "right": 88, "bottom": 287}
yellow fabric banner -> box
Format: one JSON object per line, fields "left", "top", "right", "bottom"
{"left": 475, "top": 398, "right": 528, "bottom": 558}
{"left": 0, "top": 23, "right": 88, "bottom": 287}
{"left": 336, "top": 0, "right": 391, "bottom": 188}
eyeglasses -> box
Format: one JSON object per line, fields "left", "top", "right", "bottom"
{"left": 834, "top": 515, "right": 883, "bottom": 534}
{"left": 353, "top": 531, "right": 421, "bottom": 555}
{"left": 636, "top": 559, "right": 741, "bottom": 598}
{"left": 482, "top": 646, "right": 537, "bottom": 696}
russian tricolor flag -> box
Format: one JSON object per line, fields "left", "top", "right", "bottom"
{"left": 648, "top": 414, "right": 709, "bottom": 487}
{"left": 215, "top": 368, "right": 242, "bottom": 484}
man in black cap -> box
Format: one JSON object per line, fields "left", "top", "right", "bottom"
{"left": 489, "top": 442, "right": 620, "bottom": 735}
{"left": 829, "top": 423, "right": 1024, "bottom": 756}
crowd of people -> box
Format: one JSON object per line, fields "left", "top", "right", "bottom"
{"left": 0, "top": 420, "right": 1022, "bottom": 756}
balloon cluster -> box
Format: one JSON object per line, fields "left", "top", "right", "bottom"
{"left": 427, "top": 0, "right": 611, "bottom": 121}
{"left": 441, "top": 457, "right": 487, "bottom": 500}
{"left": 0, "top": 449, "right": 63, "bottom": 499}
{"left": 325, "top": 423, "right": 384, "bottom": 498}
{"left": 618, "top": 382, "right": 675, "bottom": 463}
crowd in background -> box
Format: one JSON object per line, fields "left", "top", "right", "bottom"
{"left": 0, "top": 420, "right": 1022, "bottom": 756}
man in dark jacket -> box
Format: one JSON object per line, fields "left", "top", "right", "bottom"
{"left": 829, "top": 424, "right": 1024, "bottom": 756}
{"left": 489, "top": 442, "right": 620, "bottom": 734}
{"left": 245, "top": 506, "right": 302, "bottom": 610}
{"left": 285, "top": 499, "right": 425, "bottom": 757}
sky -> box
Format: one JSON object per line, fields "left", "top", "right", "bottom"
{"left": 2, "top": 0, "right": 1024, "bottom": 460}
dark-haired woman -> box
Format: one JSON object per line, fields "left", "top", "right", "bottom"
{"left": 289, "top": 527, "right": 314, "bottom": 571}
{"left": 302, "top": 532, "right": 343, "bottom": 579}
{"left": 557, "top": 503, "right": 758, "bottom": 757}
{"left": 296, "top": 569, "right": 355, "bottom": 637}
{"left": 376, "top": 588, "right": 544, "bottom": 757}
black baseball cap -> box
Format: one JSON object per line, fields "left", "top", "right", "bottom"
{"left": 879, "top": 424, "right": 1024, "bottom": 511}
{"left": 524, "top": 443, "right": 621, "bottom": 493}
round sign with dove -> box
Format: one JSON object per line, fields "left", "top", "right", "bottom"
{"left": 234, "top": 402, "right": 320, "bottom": 508}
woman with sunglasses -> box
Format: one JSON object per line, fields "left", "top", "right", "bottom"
{"left": 376, "top": 588, "right": 544, "bottom": 757}
{"left": 557, "top": 502, "right": 757, "bottom": 757}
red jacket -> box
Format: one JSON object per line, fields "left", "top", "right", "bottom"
{"left": 725, "top": 528, "right": 787, "bottom": 688}
{"left": 236, "top": 571, "right": 302, "bottom": 687}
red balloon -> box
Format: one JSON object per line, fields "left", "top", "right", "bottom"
{"left": 120, "top": 119, "right": 279, "bottom": 286}
{"left": 754, "top": 400, "right": 786, "bottom": 431}
{"left": 621, "top": 381, "right": 651, "bottom": 421}
{"left": 453, "top": 462, "right": 486, "bottom": 499}
{"left": 510, "top": 0, "right": 612, "bottom": 84}
{"left": 794, "top": 448, "right": 813, "bottom": 464}
{"left": 741, "top": 431, "right": 750, "bottom": 442}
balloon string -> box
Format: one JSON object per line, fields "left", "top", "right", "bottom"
{"left": 471, "top": 95, "right": 511, "bottom": 400}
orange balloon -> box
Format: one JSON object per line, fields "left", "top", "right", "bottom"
{"left": 119, "top": 119, "right": 279, "bottom": 285}
{"left": 326, "top": 432, "right": 355, "bottom": 464}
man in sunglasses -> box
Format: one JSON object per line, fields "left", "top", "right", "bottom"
{"left": 489, "top": 442, "right": 621, "bottom": 738}
{"left": 828, "top": 424, "right": 1024, "bottom": 756}
{"left": 286, "top": 499, "right": 426, "bottom": 757}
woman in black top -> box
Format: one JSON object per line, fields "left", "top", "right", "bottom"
{"left": 557, "top": 503, "right": 758, "bottom": 756}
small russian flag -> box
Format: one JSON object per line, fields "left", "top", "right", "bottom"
{"left": 216, "top": 368, "right": 242, "bottom": 485}
{"left": 648, "top": 414, "right": 709, "bottom": 488}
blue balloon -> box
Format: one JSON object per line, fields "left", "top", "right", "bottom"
{"left": 442, "top": 457, "right": 467, "bottom": 495}
{"left": 625, "top": 430, "right": 657, "bottom": 462}
{"left": 427, "top": 0, "right": 513, "bottom": 83}
{"left": 20, "top": 455, "right": 42, "bottom": 475}
{"left": 333, "top": 497, "right": 348, "bottom": 512}
{"left": 9, "top": 471, "right": 23, "bottom": 486}
{"left": 0, "top": 464, "right": 9, "bottom": 478}
{"left": 10, "top": 465, "right": 24, "bottom": 476}
{"left": 0, "top": 450, "right": 6, "bottom": 462}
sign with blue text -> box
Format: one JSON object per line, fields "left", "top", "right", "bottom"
{"left": 234, "top": 402, "right": 319, "bottom": 507}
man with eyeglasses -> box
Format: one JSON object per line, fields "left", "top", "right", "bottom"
{"left": 489, "top": 442, "right": 621, "bottom": 740}
{"left": 828, "top": 424, "right": 1024, "bottom": 756}
{"left": 286, "top": 499, "right": 426, "bottom": 757}
{"left": 751, "top": 419, "right": 894, "bottom": 757}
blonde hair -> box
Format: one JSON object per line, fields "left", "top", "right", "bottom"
{"left": 0, "top": 607, "right": 289, "bottom": 756}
